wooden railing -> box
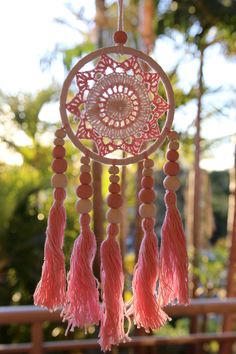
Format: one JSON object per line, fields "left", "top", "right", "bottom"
{"left": 0, "top": 298, "right": 236, "bottom": 354}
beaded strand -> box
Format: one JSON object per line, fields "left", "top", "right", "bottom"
{"left": 106, "top": 165, "right": 123, "bottom": 224}
{"left": 76, "top": 156, "right": 93, "bottom": 214}
{"left": 139, "top": 158, "right": 156, "bottom": 218}
{"left": 51, "top": 128, "right": 68, "bottom": 189}
{"left": 163, "top": 131, "right": 180, "bottom": 192}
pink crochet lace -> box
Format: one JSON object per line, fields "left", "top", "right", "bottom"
{"left": 66, "top": 54, "right": 169, "bottom": 156}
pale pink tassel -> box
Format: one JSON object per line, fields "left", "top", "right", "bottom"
{"left": 126, "top": 218, "right": 169, "bottom": 332}
{"left": 62, "top": 213, "right": 100, "bottom": 332}
{"left": 34, "top": 188, "right": 66, "bottom": 310}
{"left": 159, "top": 191, "right": 189, "bottom": 306}
{"left": 99, "top": 223, "right": 129, "bottom": 351}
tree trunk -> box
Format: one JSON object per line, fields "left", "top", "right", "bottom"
{"left": 138, "top": 0, "right": 155, "bottom": 53}
{"left": 135, "top": 161, "right": 144, "bottom": 262}
{"left": 190, "top": 47, "right": 204, "bottom": 353}
{"left": 192, "top": 47, "right": 204, "bottom": 298}
{"left": 134, "top": 2, "right": 155, "bottom": 354}
{"left": 120, "top": 160, "right": 128, "bottom": 260}
{"left": 93, "top": 0, "right": 106, "bottom": 280}
{"left": 92, "top": 153, "right": 104, "bottom": 280}
{"left": 220, "top": 144, "right": 236, "bottom": 354}
{"left": 135, "top": 0, "right": 155, "bottom": 261}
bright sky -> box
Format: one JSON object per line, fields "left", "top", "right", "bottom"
{"left": 0, "top": 0, "right": 235, "bottom": 170}
{"left": 0, "top": 0, "right": 95, "bottom": 93}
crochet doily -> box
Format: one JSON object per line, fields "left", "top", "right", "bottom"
{"left": 66, "top": 54, "right": 169, "bottom": 156}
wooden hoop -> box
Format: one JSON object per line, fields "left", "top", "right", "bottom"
{"left": 60, "top": 45, "right": 175, "bottom": 166}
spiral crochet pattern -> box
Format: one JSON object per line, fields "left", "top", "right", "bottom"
{"left": 66, "top": 54, "right": 169, "bottom": 156}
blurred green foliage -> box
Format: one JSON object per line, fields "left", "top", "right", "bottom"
{"left": 156, "top": 0, "right": 236, "bottom": 54}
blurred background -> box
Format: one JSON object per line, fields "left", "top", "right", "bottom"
{"left": 0, "top": 0, "right": 235, "bottom": 353}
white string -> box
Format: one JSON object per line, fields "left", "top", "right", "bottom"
{"left": 118, "top": 0, "right": 124, "bottom": 31}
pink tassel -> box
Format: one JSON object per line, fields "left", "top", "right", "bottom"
{"left": 159, "top": 191, "right": 189, "bottom": 306}
{"left": 62, "top": 213, "right": 100, "bottom": 332}
{"left": 34, "top": 188, "right": 66, "bottom": 310}
{"left": 127, "top": 218, "right": 169, "bottom": 332}
{"left": 99, "top": 223, "right": 129, "bottom": 351}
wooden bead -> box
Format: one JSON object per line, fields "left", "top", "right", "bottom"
{"left": 141, "top": 176, "right": 154, "bottom": 189}
{"left": 113, "top": 30, "right": 127, "bottom": 44}
{"left": 108, "top": 165, "right": 119, "bottom": 175}
{"left": 80, "top": 156, "right": 90, "bottom": 165}
{"left": 163, "top": 176, "right": 180, "bottom": 191}
{"left": 144, "top": 159, "right": 154, "bottom": 168}
{"left": 76, "top": 185, "right": 93, "bottom": 199}
{"left": 107, "top": 223, "right": 119, "bottom": 236}
{"left": 107, "top": 194, "right": 122, "bottom": 208}
{"left": 54, "top": 137, "right": 64, "bottom": 146}
{"left": 54, "top": 188, "right": 66, "bottom": 201}
{"left": 163, "top": 161, "right": 180, "bottom": 176}
{"left": 165, "top": 190, "right": 177, "bottom": 206}
{"left": 168, "top": 141, "right": 179, "bottom": 150}
{"left": 106, "top": 208, "right": 122, "bottom": 224}
{"left": 55, "top": 128, "right": 66, "bottom": 138}
{"left": 80, "top": 164, "right": 91, "bottom": 173}
{"left": 109, "top": 183, "right": 120, "bottom": 194}
{"left": 53, "top": 146, "right": 66, "bottom": 158}
{"left": 166, "top": 150, "right": 179, "bottom": 162}
{"left": 51, "top": 174, "right": 67, "bottom": 188}
{"left": 109, "top": 175, "right": 120, "bottom": 183}
{"left": 139, "top": 203, "right": 156, "bottom": 218}
{"left": 168, "top": 131, "right": 179, "bottom": 141}
{"left": 142, "top": 168, "right": 153, "bottom": 177}
{"left": 80, "top": 172, "right": 92, "bottom": 185}
{"left": 139, "top": 188, "right": 155, "bottom": 204}
{"left": 51, "top": 159, "right": 67, "bottom": 174}
{"left": 76, "top": 199, "right": 92, "bottom": 214}
{"left": 80, "top": 213, "right": 90, "bottom": 224}
{"left": 142, "top": 217, "right": 155, "bottom": 231}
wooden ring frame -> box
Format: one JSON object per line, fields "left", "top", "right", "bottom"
{"left": 60, "top": 45, "right": 175, "bottom": 166}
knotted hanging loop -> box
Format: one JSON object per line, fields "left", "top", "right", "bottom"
{"left": 114, "top": 0, "right": 128, "bottom": 45}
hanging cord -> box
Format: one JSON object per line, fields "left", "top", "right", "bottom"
{"left": 118, "top": 0, "right": 124, "bottom": 31}
{"left": 114, "top": 0, "right": 127, "bottom": 45}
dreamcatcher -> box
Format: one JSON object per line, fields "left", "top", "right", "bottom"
{"left": 34, "top": 1, "right": 189, "bottom": 351}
